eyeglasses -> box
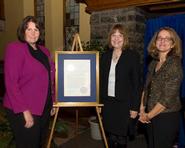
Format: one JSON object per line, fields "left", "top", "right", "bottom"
{"left": 156, "top": 37, "right": 172, "bottom": 42}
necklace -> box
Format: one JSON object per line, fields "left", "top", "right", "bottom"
{"left": 112, "top": 50, "right": 122, "bottom": 62}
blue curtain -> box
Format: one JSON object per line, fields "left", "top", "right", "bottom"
{"left": 144, "top": 14, "right": 185, "bottom": 147}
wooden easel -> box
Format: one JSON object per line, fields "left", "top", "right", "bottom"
{"left": 47, "top": 34, "right": 108, "bottom": 148}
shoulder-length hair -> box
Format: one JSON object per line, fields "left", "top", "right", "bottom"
{"left": 147, "top": 26, "right": 182, "bottom": 58}
{"left": 108, "top": 24, "right": 129, "bottom": 50}
{"left": 17, "top": 16, "right": 42, "bottom": 43}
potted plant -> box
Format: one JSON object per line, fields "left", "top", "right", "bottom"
{"left": 81, "top": 40, "right": 107, "bottom": 54}
{"left": 0, "top": 104, "right": 14, "bottom": 147}
{"left": 49, "top": 118, "right": 69, "bottom": 139}
{"left": 54, "top": 119, "right": 69, "bottom": 138}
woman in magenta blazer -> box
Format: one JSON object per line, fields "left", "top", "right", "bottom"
{"left": 3, "top": 16, "right": 55, "bottom": 148}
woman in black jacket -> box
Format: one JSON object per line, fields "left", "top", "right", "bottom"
{"left": 100, "top": 24, "right": 141, "bottom": 148}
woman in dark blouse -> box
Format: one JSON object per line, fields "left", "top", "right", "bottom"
{"left": 139, "top": 27, "right": 183, "bottom": 148}
{"left": 3, "top": 16, "right": 55, "bottom": 148}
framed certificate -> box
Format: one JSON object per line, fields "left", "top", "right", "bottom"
{"left": 55, "top": 51, "right": 99, "bottom": 105}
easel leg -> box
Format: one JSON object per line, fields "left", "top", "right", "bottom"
{"left": 47, "top": 107, "right": 59, "bottom": 148}
{"left": 96, "top": 106, "right": 109, "bottom": 148}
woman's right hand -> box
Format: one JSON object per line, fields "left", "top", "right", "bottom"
{"left": 23, "top": 110, "right": 34, "bottom": 128}
{"left": 139, "top": 106, "right": 145, "bottom": 116}
{"left": 139, "top": 107, "right": 151, "bottom": 124}
{"left": 139, "top": 113, "right": 151, "bottom": 123}
{"left": 138, "top": 106, "right": 150, "bottom": 123}
{"left": 138, "top": 107, "right": 145, "bottom": 123}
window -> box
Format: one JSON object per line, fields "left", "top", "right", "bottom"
{"left": 64, "top": 0, "right": 79, "bottom": 50}
{"left": 34, "top": 0, "right": 45, "bottom": 45}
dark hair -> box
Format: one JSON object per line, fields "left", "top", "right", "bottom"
{"left": 17, "top": 16, "right": 42, "bottom": 43}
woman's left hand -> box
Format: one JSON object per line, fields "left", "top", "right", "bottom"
{"left": 130, "top": 110, "right": 138, "bottom": 119}
{"left": 23, "top": 110, "right": 34, "bottom": 128}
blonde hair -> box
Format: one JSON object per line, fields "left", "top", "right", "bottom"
{"left": 108, "top": 24, "right": 129, "bottom": 49}
{"left": 148, "top": 26, "right": 182, "bottom": 58}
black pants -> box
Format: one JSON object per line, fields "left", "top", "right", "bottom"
{"left": 106, "top": 132, "right": 127, "bottom": 148}
{"left": 146, "top": 112, "right": 180, "bottom": 148}
{"left": 6, "top": 102, "right": 51, "bottom": 148}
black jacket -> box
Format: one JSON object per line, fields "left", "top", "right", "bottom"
{"left": 100, "top": 48, "right": 141, "bottom": 136}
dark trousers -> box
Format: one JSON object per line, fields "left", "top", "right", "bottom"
{"left": 106, "top": 132, "right": 127, "bottom": 148}
{"left": 146, "top": 112, "right": 180, "bottom": 148}
{"left": 6, "top": 104, "right": 51, "bottom": 148}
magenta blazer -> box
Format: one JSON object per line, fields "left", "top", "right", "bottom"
{"left": 3, "top": 41, "right": 55, "bottom": 116}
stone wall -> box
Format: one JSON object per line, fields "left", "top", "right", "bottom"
{"left": 90, "top": 7, "right": 147, "bottom": 63}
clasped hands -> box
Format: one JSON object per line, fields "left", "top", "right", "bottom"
{"left": 138, "top": 109, "right": 151, "bottom": 124}
{"left": 130, "top": 110, "right": 151, "bottom": 123}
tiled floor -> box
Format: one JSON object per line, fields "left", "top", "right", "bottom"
{"left": 50, "top": 114, "right": 147, "bottom": 148}
{"left": 58, "top": 129, "right": 147, "bottom": 148}
{"left": 50, "top": 108, "right": 148, "bottom": 148}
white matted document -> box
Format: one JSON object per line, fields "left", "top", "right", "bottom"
{"left": 64, "top": 59, "right": 91, "bottom": 96}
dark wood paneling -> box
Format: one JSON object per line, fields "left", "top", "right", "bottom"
{"left": 80, "top": 0, "right": 185, "bottom": 14}
{"left": 0, "top": 0, "right": 5, "bottom": 20}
